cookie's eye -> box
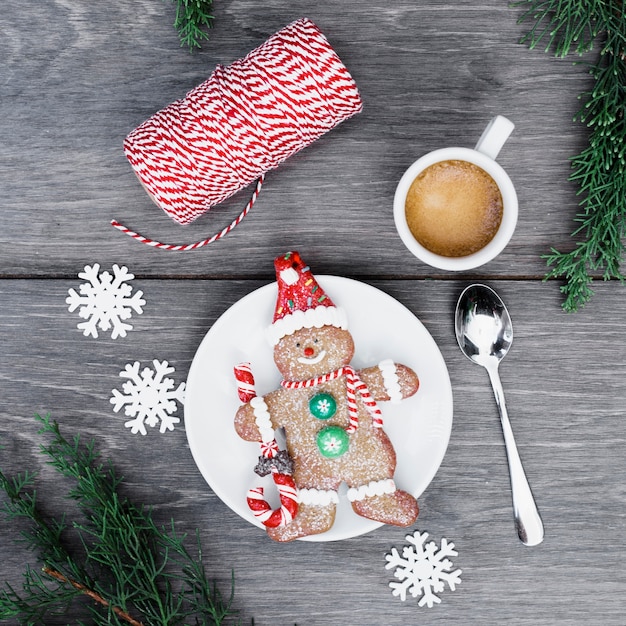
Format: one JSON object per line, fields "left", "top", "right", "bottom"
{"left": 313, "top": 338, "right": 319, "bottom": 344}
{"left": 295, "top": 342, "right": 301, "bottom": 348}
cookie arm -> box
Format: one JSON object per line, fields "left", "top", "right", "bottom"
{"left": 235, "top": 403, "right": 261, "bottom": 442}
{"left": 234, "top": 395, "right": 276, "bottom": 442}
{"left": 358, "top": 360, "right": 419, "bottom": 402}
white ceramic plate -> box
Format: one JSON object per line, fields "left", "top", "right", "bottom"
{"left": 185, "top": 276, "right": 453, "bottom": 541}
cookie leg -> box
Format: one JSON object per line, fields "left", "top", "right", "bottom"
{"left": 349, "top": 480, "right": 418, "bottom": 527}
{"left": 266, "top": 501, "right": 337, "bottom": 542}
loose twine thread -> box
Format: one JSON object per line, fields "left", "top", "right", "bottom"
{"left": 116, "top": 18, "right": 363, "bottom": 251}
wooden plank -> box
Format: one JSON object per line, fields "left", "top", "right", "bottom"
{"left": 0, "top": 1, "right": 594, "bottom": 279}
{"left": 1, "top": 278, "right": 625, "bottom": 623}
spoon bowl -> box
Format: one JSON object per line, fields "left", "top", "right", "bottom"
{"left": 455, "top": 284, "right": 544, "bottom": 546}
{"left": 455, "top": 284, "right": 512, "bottom": 364}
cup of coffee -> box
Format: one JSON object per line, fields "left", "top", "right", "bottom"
{"left": 393, "top": 115, "right": 518, "bottom": 270}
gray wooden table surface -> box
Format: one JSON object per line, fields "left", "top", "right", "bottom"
{"left": 2, "top": 2, "right": 624, "bottom": 625}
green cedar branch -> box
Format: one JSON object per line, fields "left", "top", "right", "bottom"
{"left": 516, "top": 0, "right": 626, "bottom": 311}
{"left": 171, "top": 0, "right": 214, "bottom": 50}
{"left": 0, "top": 414, "right": 239, "bottom": 625}
{"left": 43, "top": 566, "right": 143, "bottom": 626}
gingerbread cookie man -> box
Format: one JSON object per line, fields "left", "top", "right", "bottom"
{"left": 235, "top": 251, "right": 420, "bottom": 542}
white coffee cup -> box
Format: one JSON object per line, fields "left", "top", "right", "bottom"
{"left": 393, "top": 115, "right": 518, "bottom": 271}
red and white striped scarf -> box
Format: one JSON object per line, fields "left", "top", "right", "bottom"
{"left": 281, "top": 365, "right": 383, "bottom": 433}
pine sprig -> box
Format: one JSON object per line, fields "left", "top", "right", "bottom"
{"left": 171, "top": 0, "right": 214, "bottom": 51}
{"left": 516, "top": 1, "right": 626, "bottom": 311}
{"left": 517, "top": 0, "right": 603, "bottom": 56}
{"left": 0, "top": 414, "right": 239, "bottom": 625}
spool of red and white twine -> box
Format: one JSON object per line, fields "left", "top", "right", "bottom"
{"left": 115, "top": 18, "right": 363, "bottom": 251}
{"left": 234, "top": 363, "right": 299, "bottom": 528}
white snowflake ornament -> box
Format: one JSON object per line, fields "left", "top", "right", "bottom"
{"left": 385, "top": 530, "right": 462, "bottom": 607}
{"left": 66, "top": 264, "right": 146, "bottom": 339}
{"left": 111, "top": 360, "right": 186, "bottom": 435}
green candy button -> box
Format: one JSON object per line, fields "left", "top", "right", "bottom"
{"left": 316, "top": 426, "right": 350, "bottom": 458}
{"left": 309, "top": 393, "right": 337, "bottom": 420}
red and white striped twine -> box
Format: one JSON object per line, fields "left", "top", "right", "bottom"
{"left": 116, "top": 18, "right": 362, "bottom": 250}
{"left": 111, "top": 176, "right": 264, "bottom": 251}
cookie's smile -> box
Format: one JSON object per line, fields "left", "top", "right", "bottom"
{"left": 297, "top": 349, "right": 327, "bottom": 365}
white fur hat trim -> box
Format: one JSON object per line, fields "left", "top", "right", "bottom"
{"left": 266, "top": 305, "right": 348, "bottom": 346}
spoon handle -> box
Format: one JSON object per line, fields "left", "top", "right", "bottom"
{"left": 485, "top": 362, "right": 544, "bottom": 546}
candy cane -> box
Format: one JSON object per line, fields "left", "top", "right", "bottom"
{"left": 233, "top": 362, "right": 257, "bottom": 403}
{"left": 234, "top": 362, "right": 299, "bottom": 528}
{"left": 246, "top": 473, "right": 299, "bottom": 528}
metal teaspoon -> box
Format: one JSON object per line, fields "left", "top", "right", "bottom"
{"left": 454, "top": 284, "right": 544, "bottom": 546}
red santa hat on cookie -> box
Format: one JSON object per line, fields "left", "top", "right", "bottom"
{"left": 267, "top": 251, "right": 348, "bottom": 345}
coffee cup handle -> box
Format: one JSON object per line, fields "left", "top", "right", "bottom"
{"left": 474, "top": 115, "right": 515, "bottom": 160}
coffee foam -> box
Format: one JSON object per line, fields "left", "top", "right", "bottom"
{"left": 404, "top": 160, "right": 503, "bottom": 258}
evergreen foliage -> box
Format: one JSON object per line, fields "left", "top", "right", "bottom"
{"left": 172, "top": 0, "right": 214, "bottom": 50}
{"left": 516, "top": 0, "right": 626, "bottom": 311}
{"left": 0, "top": 415, "right": 238, "bottom": 625}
